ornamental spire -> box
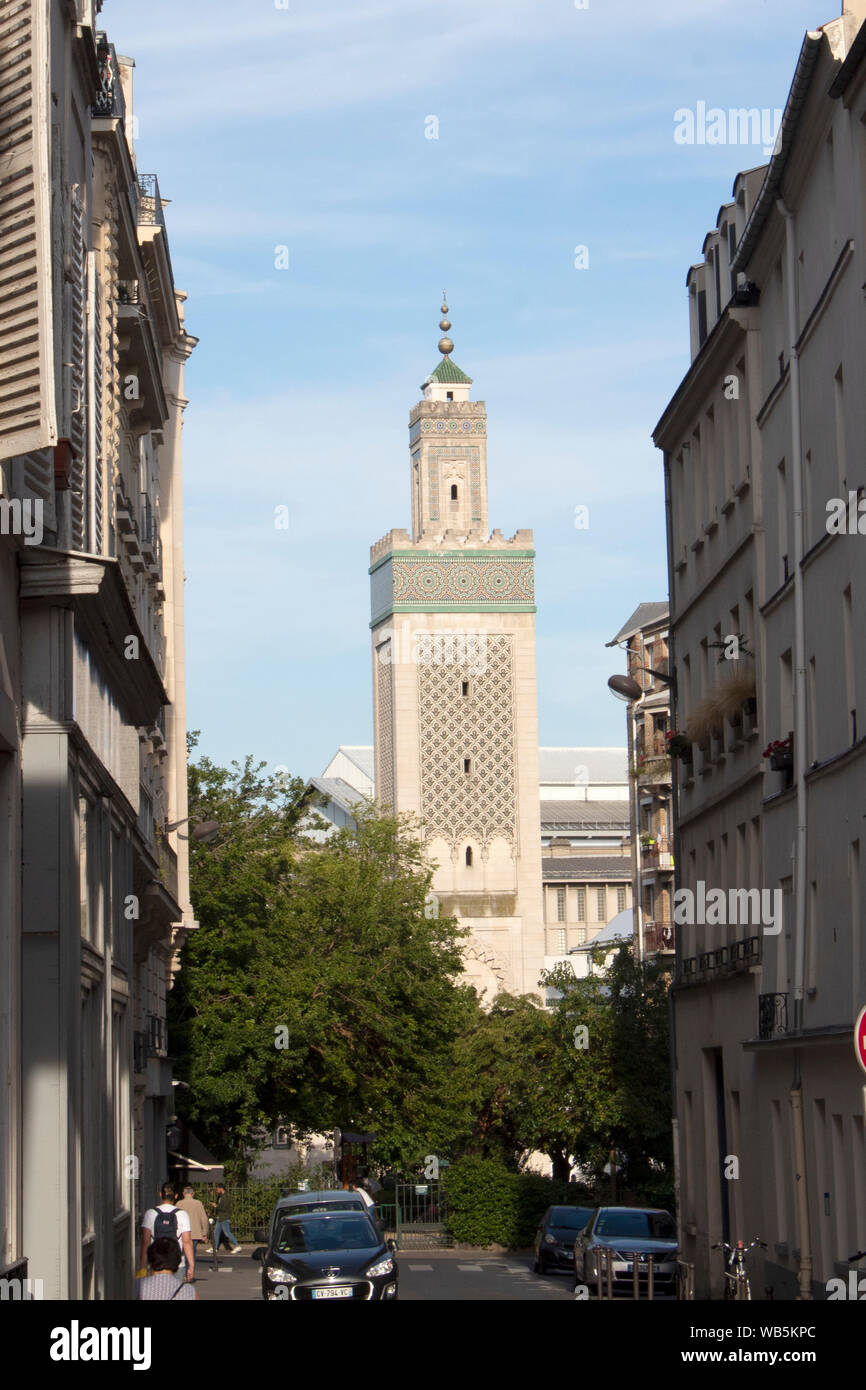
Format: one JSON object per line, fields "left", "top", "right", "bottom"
{"left": 438, "top": 292, "right": 453, "bottom": 357}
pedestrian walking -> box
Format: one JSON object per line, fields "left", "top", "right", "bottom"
{"left": 176, "top": 1184, "right": 210, "bottom": 1271}
{"left": 136, "top": 1236, "right": 197, "bottom": 1300}
{"left": 209, "top": 1183, "right": 242, "bottom": 1253}
{"left": 139, "top": 1181, "right": 195, "bottom": 1283}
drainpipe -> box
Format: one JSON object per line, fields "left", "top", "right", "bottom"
{"left": 777, "top": 197, "right": 812, "bottom": 1300}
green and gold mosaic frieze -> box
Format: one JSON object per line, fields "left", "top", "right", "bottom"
{"left": 370, "top": 550, "right": 535, "bottom": 624}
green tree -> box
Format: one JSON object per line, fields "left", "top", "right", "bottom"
{"left": 169, "top": 748, "right": 479, "bottom": 1175}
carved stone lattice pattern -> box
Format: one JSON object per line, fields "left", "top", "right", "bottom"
{"left": 418, "top": 634, "right": 516, "bottom": 854}
{"left": 376, "top": 643, "right": 394, "bottom": 808}
{"left": 392, "top": 556, "right": 534, "bottom": 605}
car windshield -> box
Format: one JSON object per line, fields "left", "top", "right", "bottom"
{"left": 549, "top": 1208, "right": 593, "bottom": 1230}
{"left": 283, "top": 1199, "right": 362, "bottom": 1215}
{"left": 595, "top": 1211, "right": 676, "bottom": 1240}
{"left": 274, "top": 1215, "right": 376, "bottom": 1254}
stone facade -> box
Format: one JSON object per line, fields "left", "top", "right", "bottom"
{"left": 654, "top": 4, "right": 866, "bottom": 1300}
{"left": 0, "top": 6, "right": 195, "bottom": 1298}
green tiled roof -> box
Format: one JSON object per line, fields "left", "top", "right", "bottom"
{"left": 428, "top": 357, "right": 472, "bottom": 384}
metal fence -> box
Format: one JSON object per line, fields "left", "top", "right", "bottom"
{"left": 594, "top": 1247, "right": 678, "bottom": 1300}
{"left": 191, "top": 1175, "right": 339, "bottom": 1243}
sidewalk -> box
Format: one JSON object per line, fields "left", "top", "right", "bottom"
{"left": 191, "top": 1247, "right": 262, "bottom": 1301}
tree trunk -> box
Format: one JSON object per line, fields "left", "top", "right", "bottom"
{"left": 550, "top": 1150, "right": 571, "bottom": 1182}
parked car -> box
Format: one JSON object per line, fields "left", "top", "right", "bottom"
{"left": 253, "top": 1210, "right": 398, "bottom": 1301}
{"left": 265, "top": 1189, "right": 367, "bottom": 1245}
{"left": 533, "top": 1205, "right": 595, "bottom": 1275}
{"left": 574, "top": 1206, "right": 678, "bottom": 1295}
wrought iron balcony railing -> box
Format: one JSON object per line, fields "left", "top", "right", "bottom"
{"left": 92, "top": 35, "right": 126, "bottom": 121}
{"left": 679, "top": 933, "right": 761, "bottom": 984}
{"left": 137, "top": 174, "right": 167, "bottom": 232}
{"left": 758, "top": 992, "right": 788, "bottom": 1041}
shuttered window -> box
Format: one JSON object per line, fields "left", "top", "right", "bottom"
{"left": 68, "top": 187, "right": 86, "bottom": 548}
{"left": 0, "top": 0, "right": 57, "bottom": 460}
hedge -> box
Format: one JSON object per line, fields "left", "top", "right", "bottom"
{"left": 441, "top": 1156, "right": 597, "bottom": 1248}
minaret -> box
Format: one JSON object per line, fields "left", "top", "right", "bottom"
{"left": 369, "top": 301, "right": 545, "bottom": 1002}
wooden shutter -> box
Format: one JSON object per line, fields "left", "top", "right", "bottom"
{"left": 0, "top": 0, "right": 57, "bottom": 456}
{"left": 68, "top": 186, "right": 86, "bottom": 548}
{"left": 89, "top": 258, "right": 103, "bottom": 553}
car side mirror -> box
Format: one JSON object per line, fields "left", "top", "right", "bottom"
{"left": 253, "top": 1228, "right": 269, "bottom": 1244}
{"left": 251, "top": 1246, "right": 267, "bottom": 1263}
{"left": 387, "top": 1239, "right": 397, "bottom": 1254}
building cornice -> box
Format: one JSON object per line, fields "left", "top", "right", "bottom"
{"left": 19, "top": 548, "right": 168, "bottom": 726}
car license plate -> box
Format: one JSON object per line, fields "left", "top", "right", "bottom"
{"left": 626, "top": 1262, "right": 649, "bottom": 1273}
{"left": 312, "top": 1286, "right": 352, "bottom": 1299}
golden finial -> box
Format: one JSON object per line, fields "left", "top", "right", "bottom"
{"left": 438, "top": 292, "right": 453, "bottom": 356}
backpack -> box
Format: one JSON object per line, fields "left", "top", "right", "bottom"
{"left": 153, "top": 1206, "right": 179, "bottom": 1241}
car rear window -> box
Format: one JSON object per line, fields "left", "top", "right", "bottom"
{"left": 283, "top": 1199, "right": 363, "bottom": 1215}
{"left": 549, "top": 1208, "right": 593, "bottom": 1229}
{"left": 595, "top": 1211, "right": 676, "bottom": 1240}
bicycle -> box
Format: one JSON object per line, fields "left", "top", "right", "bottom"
{"left": 712, "top": 1237, "right": 767, "bottom": 1300}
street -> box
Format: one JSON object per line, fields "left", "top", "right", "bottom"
{"left": 190, "top": 1248, "right": 576, "bottom": 1302}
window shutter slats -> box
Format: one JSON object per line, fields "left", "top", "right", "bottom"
{"left": 0, "top": 0, "right": 57, "bottom": 457}
{"left": 68, "top": 187, "right": 86, "bottom": 549}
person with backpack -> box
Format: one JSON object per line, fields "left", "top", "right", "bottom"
{"left": 139, "top": 1182, "right": 195, "bottom": 1283}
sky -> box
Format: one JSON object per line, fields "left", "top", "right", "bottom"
{"left": 108, "top": 0, "right": 827, "bottom": 779}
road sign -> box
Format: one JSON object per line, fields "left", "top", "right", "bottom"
{"left": 855, "top": 1005, "right": 866, "bottom": 1075}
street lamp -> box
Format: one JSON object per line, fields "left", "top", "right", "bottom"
{"left": 607, "top": 665, "right": 677, "bottom": 703}
{"left": 164, "top": 816, "right": 221, "bottom": 843}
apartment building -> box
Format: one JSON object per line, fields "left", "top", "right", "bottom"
{"left": 0, "top": 4, "right": 196, "bottom": 1297}
{"left": 654, "top": 3, "right": 866, "bottom": 1298}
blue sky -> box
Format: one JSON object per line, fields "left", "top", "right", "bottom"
{"left": 109, "top": 0, "right": 825, "bottom": 778}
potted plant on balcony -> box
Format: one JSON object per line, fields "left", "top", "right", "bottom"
{"left": 763, "top": 735, "right": 793, "bottom": 772}
{"left": 666, "top": 730, "right": 692, "bottom": 762}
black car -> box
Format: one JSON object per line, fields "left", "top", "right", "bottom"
{"left": 254, "top": 1210, "right": 399, "bottom": 1301}
{"left": 533, "top": 1205, "right": 595, "bottom": 1275}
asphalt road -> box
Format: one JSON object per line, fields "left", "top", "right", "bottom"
{"left": 191, "top": 1247, "right": 576, "bottom": 1301}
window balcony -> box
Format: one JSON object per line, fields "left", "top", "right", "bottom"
{"left": 758, "top": 992, "right": 789, "bottom": 1041}
{"left": 91, "top": 35, "right": 126, "bottom": 122}
{"left": 644, "top": 921, "right": 675, "bottom": 954}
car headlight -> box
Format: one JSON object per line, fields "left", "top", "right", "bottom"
{"left": 266, "top": 1266, "right": 297, "bottom": 1283}
{"left": 544, "top": 1234, "right": 557, "bottom": 1245}
{"left": 366, "top": 1255, "right": 394, "bottom": 1278}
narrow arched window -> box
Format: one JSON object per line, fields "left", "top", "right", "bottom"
{"left": 461, "top": 679, "right": 469, "bottom": 697}
{"left": 463, "top": 757, "right": 471, "bottom": 774}
{"left": 465, "top": 846, "right": 473, "bottom": 867}
{"left": 450, "top": 484, "right": 458, "bottom": 500}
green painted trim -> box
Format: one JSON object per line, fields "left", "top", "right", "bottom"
{"left": 368, "top": 549, "right": 535, "bottom": 575}
{"left": 370, "top": 604, "right": 537, "bottom": 626}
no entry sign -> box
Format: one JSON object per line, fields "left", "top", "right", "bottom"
{"left": 856, "top": 1005, "right": 866, "bottom": 1075}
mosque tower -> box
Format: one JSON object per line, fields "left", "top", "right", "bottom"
{"left": 369, "top": 301, "right": 544, "bottom": 1000}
